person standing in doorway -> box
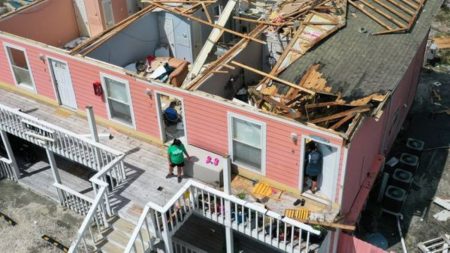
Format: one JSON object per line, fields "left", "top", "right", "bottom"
{"left": 167, "top": 139, "right": 190, "bottom": 183}
{"left": 306, "top": 143, "right": 322, "bottom": 193}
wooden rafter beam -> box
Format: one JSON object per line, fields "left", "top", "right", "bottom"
{"left": 348, "top": 1, "right": 393, "bottom": 30}
{"left": 305, "top": 101, "right": 347, "bottom": 109}
{"left": 400, "top": 0, "right": 420, "bottom": 10}
{"left": 151, "top": 2, "right": 266, "bottom": 44}
{"left": 309, "top": 106, "right": 371, "bottom": 124}
{"left": 201, "top": 2, "right": 212, "bottom": 24}
{"left": 330, "top": 113, "right": 357, "bottom": 130}
{"left": 358, "top": 0, "right": 406, "bottom": 28}
{"left": 385, "top": 0, "right": 415, "bottom": 16}
{"left": 231, "top": 61, "right": 316, "bottom": 95}
{"left": 373, "top": 0, "right": 411, "bottom": 22}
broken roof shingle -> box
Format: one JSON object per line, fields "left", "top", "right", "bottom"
{"left": 279, "top": 0, "right": 444, "bottom": 100}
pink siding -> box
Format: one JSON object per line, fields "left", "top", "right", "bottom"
{"left": 0, "top": 32, "right": 345, "bottom": 191}
{"left": 341, "top": 35, "right": 428, "bottom": 214}
{"left": 0, "top": 0, "right": 80, "bottom": 48}
{"left": 338, "top": 233, "right": 387, "bottom": 253}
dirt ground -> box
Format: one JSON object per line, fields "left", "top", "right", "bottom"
{"left": 0, "top": 181, "right": 83, "bottom": 253}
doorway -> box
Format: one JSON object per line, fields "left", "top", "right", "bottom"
{"left": 301, "top": 138, "right": 339, "bottom": 201}
{"left": 156, "top": 93, "right": 187, "bottom": 144}
{"left": 48, "top": 58, "right": 77, "bottom": 110}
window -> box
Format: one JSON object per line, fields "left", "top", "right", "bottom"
{"left": 102, "top": 75, "right": 134, "bottom": 126}
{"left": 4, "top": 45, "right": 35, "bottom": 90}
{"left": 229, "top": 114, "right": 265, "bottom": 173}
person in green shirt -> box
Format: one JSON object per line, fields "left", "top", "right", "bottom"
{"left": 167, "top": 139, "right": 190, "bottom": 183}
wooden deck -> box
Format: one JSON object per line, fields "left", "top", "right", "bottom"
{"left": 0, "top": 88, "right": 187, "bottom": 222}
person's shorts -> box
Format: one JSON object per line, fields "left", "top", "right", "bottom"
{"left": 307, "top": 175, "right": 318, "bottom": 181}
{"left": 170, "top": 162, "right": 184, "bottom": 168}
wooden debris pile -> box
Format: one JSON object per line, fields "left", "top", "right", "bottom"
{"left": 349, "top": 0, "right": 427, "bottom": 35}
{"left": 248, "top": 64, "right": 386, "bottom": 133}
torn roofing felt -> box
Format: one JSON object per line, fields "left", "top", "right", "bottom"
{"left": 278, "top": 0, "right": 444, "bottom": 100}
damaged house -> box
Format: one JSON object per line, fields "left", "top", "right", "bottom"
{"left": 0, "top": 0, "right": 444, "bottom": 252}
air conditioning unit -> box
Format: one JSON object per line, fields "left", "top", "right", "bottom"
{"left": 406, "top": 138, "right": 425, "bottom": 156}
{"left": 390, "top": 168, "right": 413, "bottom": 190}
{"left": 399, "top": 153, "right": 419, "bottom": 173}
{"left": 382, "top": 185, "right": 407, "bottom": 214}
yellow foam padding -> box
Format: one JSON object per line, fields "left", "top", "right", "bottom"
{"left": 284, "top": 208, "right": 310, "bottom": 220}
{"left": 252, "top": 182, "right": 273, "bottom": 197}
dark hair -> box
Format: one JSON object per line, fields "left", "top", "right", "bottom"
{"left": 172, "top": 139, "right": 182, "bottom": 146}
{"left": 169, "top": 101, "right": 177, "bottom": 107}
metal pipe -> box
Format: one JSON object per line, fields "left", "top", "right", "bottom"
{"left": 397, "top": 216, "right": 408, "bottom": 253}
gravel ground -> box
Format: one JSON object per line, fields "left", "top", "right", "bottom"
{"left": 0, "top": 180, "right": 83, "bottom": 253}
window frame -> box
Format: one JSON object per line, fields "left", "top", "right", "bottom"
{"left": 228, "top": 112, "right": 266, "bottom": 175}
{"left": 101, "top": 73, "right": 136, "bottom": 128}
{"left": 3, "top": 43, "right": 36, "bottom": 92}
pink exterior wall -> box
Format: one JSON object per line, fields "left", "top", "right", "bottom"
{"left": 338, "top": 233, "right": 387, "bottom": 253}
{"left": 340, "top": 35, "right": 428, "bottom": 214}
{"left": 0, "top": 0, "right": 80, "bottom": 48}
{"left": 0, "top": 33, "right": 345, "bottom": 191}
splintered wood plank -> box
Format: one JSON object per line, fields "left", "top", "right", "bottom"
{"left": 330, "top": 113, "right": 357, "bottom": 130}
{"left": 231, "top": 61, "right": 315, "bottom": 95}
{"left": 305, "top": 101, "right": 347, "bottom": 109}
{"left": 309, "top": 106, "right": 371, "bottom": 124}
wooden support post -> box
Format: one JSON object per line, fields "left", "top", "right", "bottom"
{"left": 231, "top": 61, "right": 316, "bottom": 95}
{"left": 0, "top": 130, "right": 20, "bottom": 181}
{"left": 46, "top": 148, "right": 63, "bottom": 203}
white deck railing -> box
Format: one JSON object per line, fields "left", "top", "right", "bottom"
{"left": 0, "top": 104, "right": 123, "bottom": 171}
{"left": 125, "top": 180, "right": 321, "bottom": 253}
{"left": 0, "top": 103, "right": 127, "bottom": 253}
{"left": 0, "top": 156, "right": 15, "bottom": 181}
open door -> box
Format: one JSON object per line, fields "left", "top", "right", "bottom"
{"left": 156, "top": 93, "right": 187, "bottom": 145}
{"left": 302, "top": 139, "right": 339, "bottom": 201}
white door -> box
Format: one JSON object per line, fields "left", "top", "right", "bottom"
{"left": 164, "top": 16, "right": 176, "bottom": 56}
{"left": 73, "top": 0, "right": 90, "bottom": 36}
{"left": 101, "top": 0, "right": 115, "bottom": 28}
{"left": 49, "top": 59, "right": 77, "bottom": 109}
{"left": 317, "top": 143, "right": 338, "bottom": 200}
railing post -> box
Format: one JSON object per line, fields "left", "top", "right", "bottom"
{"left": 223, "top": 155, "right": 234, "bottom": 253}
{"left": 86, "top": 106, "right": 99, "bottom": 142}
{"left": 161, "top": 213, "right": 174, "bottom": 253}
{"left": 46, "top": 148, "right": 63, "bottom": 203}
{"left": 0, "top": 130, "right": 20, "bottom": 181}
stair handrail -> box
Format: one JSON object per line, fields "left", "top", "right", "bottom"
{"left": 68, "top": 154, "right": 126, "bottom": 253}
{"left": 125, "top": 179, "right": 321, "bottom": 253}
